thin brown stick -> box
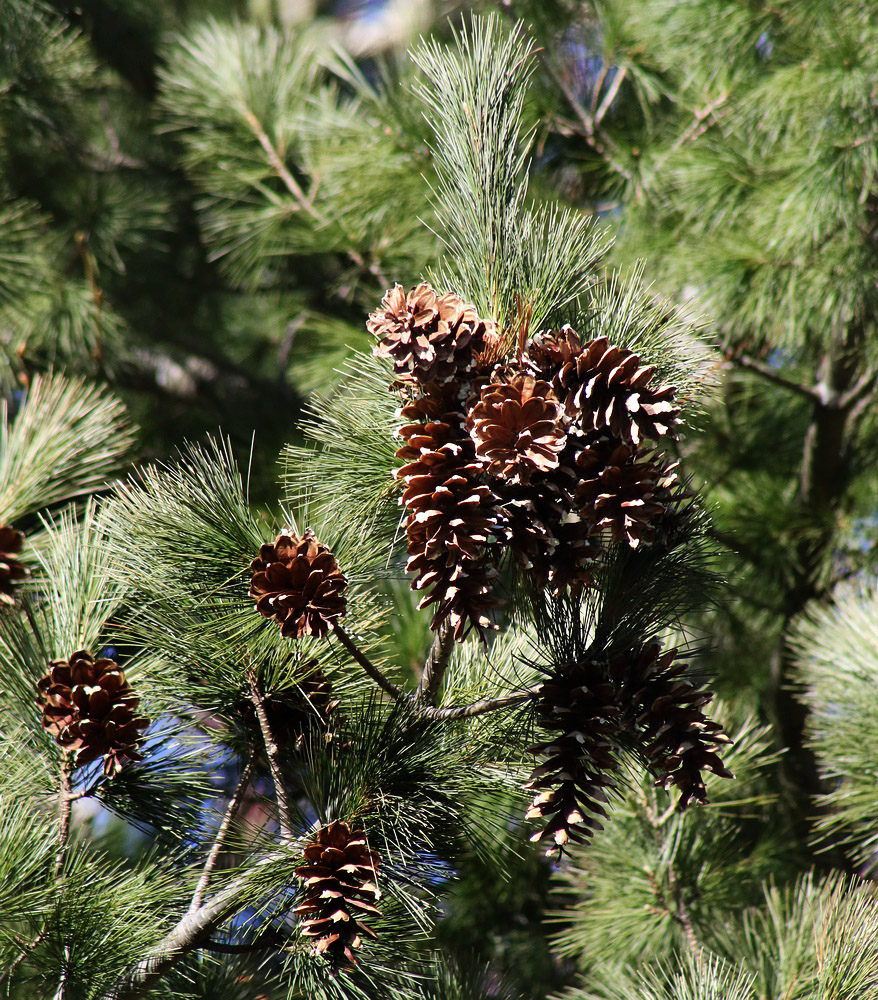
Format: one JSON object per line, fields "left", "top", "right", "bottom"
{"left": 188, "top": 750, "right": 257, "bottom": 913}
{"left": 247, "top": 674, "right": 294, "bottom": 842}
{"left": 725, "top": 352, "right": 822, "bottom": 402}
{"left": 418, "top": 686, "right": 540, "bottom": 721}
{"left": 332, "top": 625, "right": 403, "bottom": 698}
{"left": 593, "top": 65, "right": 627, "bottom": 127}
{"left": 55, "top": 760, "right": 73, "bottom": 877}
{"left": 416, "top": 623, "right": 455, "bottom": 705}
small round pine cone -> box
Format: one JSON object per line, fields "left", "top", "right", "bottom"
{"left": 249, "top": 530, "right": 347, "bottom": 639}
{"left": 524, "top": 325, "right": 584, "bottom": 377}
{"left": 574, "top": 439, "right": 678, "bottom": 547}
{"left": 37, "top": 651, "right": 149, "bottom": 775}
{"left": 294, "top": 820, "right": 381, "bottom": 966}
{"left": 369, "top": 282, "right": 495, "bottom": 385}
{"left": 467, "top": 374, "right": 567, "bottom": 484}
{"left": 554, "top": 336, "right": 680, "bottom": 445}
{"left": 0, "top": 525, "right": 28, "bottom": 605}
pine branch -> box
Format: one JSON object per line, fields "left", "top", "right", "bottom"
{"left": 419, "top": 686, "right": 539, "bottom": 721}
{"left": 725, "top": 352, "right": 822, "bottom": 402}
{"left": 416, "top": 622, "right": 455, "bottom": 705}
{"left": 55, "top": 760, "right": 73, "bottom": 878}
{"left": 248, "top": 674, "right": 294, "bottom": 842}
{"left": 332, "top": 625, "right": 403, "bottom": 698}
{"left": 188, "top": 749, "right": 257, "bottom": 913}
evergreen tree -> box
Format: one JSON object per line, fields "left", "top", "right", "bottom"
{"left": 3, "top": 3, "right": 878, "bottom": 999}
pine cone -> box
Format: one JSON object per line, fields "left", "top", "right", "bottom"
{"left": 250, "top": 530, "right": 347, "bottom": 639}
{"left": 524, "top": 325, "right": 584, "bottom": 377}
{"left": 554, "top": 336, "right": 680, "bottom": 445}
{"left": 240, "top": 665, "right": 339, "bottom": 750}
{"left": 0, "top": 525, "right": 27, "bottom": 605}
{"left": 499, "top": 477, "right": 601, "bottom": 593}
{"left": 468, "top": 374, "right": 566, "bottom": 484}
{"left": 397, "top": 393, "right": 503, "bottom": 640}
{"left": 369, "top": 283, "right": 496, "bottom": 385}
{"left": 623, "top": 643, "right": 733, "bottom": 808}
{"left": 526, "top": 666, "right": 622, "bottom": 853}
{"left": 37, "top": 651, "right": 149, "bottom": 776}
{"left": 574, "top": 440, "right": 678, "bottom": 547}
{"left": 294, "top": 821, "right": 381, "bottom": 966}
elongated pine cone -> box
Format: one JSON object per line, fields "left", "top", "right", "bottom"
{"left": 468, "top": 374, "right": 566, "bottom": 484}
{"left": 526, "top": 666, "right": 622, "bottom": 853}
{"left": 369, "top": 282, "right": 497, "bottom": 385}
{"left": 553, "top": 334, "right": 680, "bottom": 445}
{"left": 397, "top": 392, "right": 502, "bottom": 639}
{"left": 37, "top": 651, "right": 149, "bottom": 775}
{"left": 250, "top": 530, "right": 347, "bottom": 639}
{"left": 0, "top": 525, "right": 27, "bottom": 605}
{"left": 622, "top": 643, "right": 733, "bottom": 808}
{"left": 294, "top": 821, "right": 381, "bottom": 966}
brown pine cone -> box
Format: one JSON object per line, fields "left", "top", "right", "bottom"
{"left": 0, "top": 525, "right": 27, "bottom": 605}
{"left": 524, "top": 325, "right": 584, "bottom": 377}
{"left": 397, "top": 395, "right": 503, "bottom": 640}
{"left": 621, "top": 643, "right": 733, "bottom": 808}
{"left": 526, "top": 667, "right": 622, "bottom": 853}
{"left": 369, "top": 283, "right": 497, "bottom": 385}
{"left": 294, "top": 820, "right": 381, "bottom": 966}
{"left": 37, "top": 651, "right": 149, "bottom": 776}
{"left": 554, "top": 336, "right": 679, "bottom": 445}
{"left": 574, "top": 439, "right": 678, "bottom": 547}
{"left": 250, "top": 531, "right": 347, "bottom": 639}
{"left": 467, "top": 374, "right": 566, "bottom": 484}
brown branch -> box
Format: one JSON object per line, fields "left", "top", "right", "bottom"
{"left": 248, "top": 673, "right": 294, "bottom": 842}
{"left": 188, "top": 749, "right": 257, "bottom": 913}
{"left": 418, "top": 686, "right": 540, "bottom": 721}
{"left": 672, "top": 91, "right": 729, "bottom": 150}
{"left": 332, "top": 625, "right": 403, "bottom": 698}
{"left": 725, "top": 352, "right": 822, "bottom": 402}
{"left": 416, "top": 622, "right": 455, "bottom": 705}
{"left": 594, "top": 65, "right": 627, "bottom": 127}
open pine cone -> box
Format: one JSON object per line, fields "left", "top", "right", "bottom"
{"left": 468, "top": 373, "right": 566, "bottom": 484}
{"left": 554, "top": 335, "right": 680, "bottom": 445}
{"left": 526, "top": 667, "right": 622, "bottom": 853}
{"left": 369, "top": 282, "right": 497, "bottom": 385}
{"left": 0, "top": 525, "right": 27, "bottom": 605}
{"left": 37, "top": 651, "right": 149, "bottom": 776}
{"left": 294, "top": 821, "right": 381, "bottom": 966}
{"left": 250, "top": 530, "right": 347, "bottom": 639}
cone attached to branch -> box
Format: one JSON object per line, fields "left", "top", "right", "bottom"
{"left": 554, "top": 335, "right": 680, "bottom": 445}
{"left": 0, "top": 525, "right": 27, "bottom": 605}
{"left": 526, "top": 665, "right": 622, "bottom": 853}
{"left": 37, "top": 651, "right": 149, "bottom": 776}
{"left": 294, "top": 820, "right": 381, "bottom": 966}
{"left": 468, "top": 373, "right": 566, "bottom": 484}
{"left": 250, "top": 530, "right": 347, "bottom": 639}
{"left": 369, "top": 282, "right": 497, "bottom": 385}
{"left": 397, "top": 391, "right": 503, "bottom": 640}
{"left": 623, "top": 643, "right": 733, "bottom": 808}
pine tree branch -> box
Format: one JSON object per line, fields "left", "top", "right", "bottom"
{"left": 188, "top": 749, "right": 257, "bottom": 913}
{"left": 418, "top": 686, "right": 540, "bottom": 720}
{"left": 593, "top": 65, "right": 627, "bottom": 127}
{"left": 671, "top": 91, "right": 729, "bottom": 149}
{"left": 242, "top": 109, "right": 390, "bottom": 287}
{"left": 247, "top": 674, "right": 294, "bottom": 842}
{"left": 56, "top": 759, "right": 73, "bottom": 877}
{"left": 416, "top": 622, "right": 455, "bottom": 705}
{"left": 725, "top": 352, "right": 822, "bottom": 402}
{"left": 332, "top": 625, "right": 403, "bottom": 698}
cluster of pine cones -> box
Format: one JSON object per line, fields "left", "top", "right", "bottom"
{"left": 369, "top": 283, "right": 681, "bottom": 641}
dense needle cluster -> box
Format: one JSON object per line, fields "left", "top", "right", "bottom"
{"left": 37, "top": 650, "right": 149, "bottom": 776}
{"left": 369, "top": 282, "right": 681, "bottom": 640}
{"left": 294, "top": 821, "right": 381, "bottom": 967}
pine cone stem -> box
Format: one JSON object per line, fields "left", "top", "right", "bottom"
{"left": 333, "top": 626, "right": 403, "bottom": 698}
{"left": 189, "top": 748, "right": 258, "bottom": 913}
{"left": 416, "top": 621, "right": 455, "bottom": 704}
{"left": 248, "top": 675, "right": 294, "bottom": 841}
{"left": 55, "top": 759, "right": 73, "bottom": 878}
